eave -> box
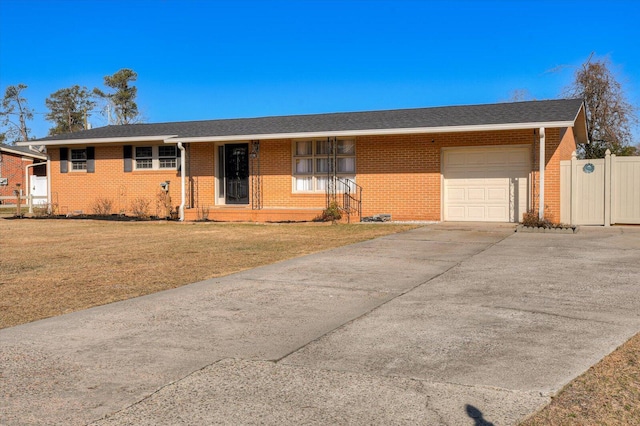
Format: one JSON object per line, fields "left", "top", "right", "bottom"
{"left": 16, "top": 135, "right": 178, "bottom": 147}
{"left": 0, "top": 146, "right": 48, "bottom": 160}
{"left": 16, "top": 122, "right": 579, "bottom": 146}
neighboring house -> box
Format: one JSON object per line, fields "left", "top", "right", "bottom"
{"left": 0, "top": 144, "right": 47, "bottom": 203}
{"left": 18, "top": 99, "right": 587, "bottom": 223}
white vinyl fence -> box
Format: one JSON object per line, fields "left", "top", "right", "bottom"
{"left": 561, "top": 150, "right": 640, "bottom": 226}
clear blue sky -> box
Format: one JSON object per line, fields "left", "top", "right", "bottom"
{"left": 1, "top": 0, "right": 639, "bottom": 139}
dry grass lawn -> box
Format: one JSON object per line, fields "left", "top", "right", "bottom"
{"left": 521, "top": 332, "right": 640, "bottom": 425}
{"left": 0, "top": 218, "right": 418, "bottom": 329}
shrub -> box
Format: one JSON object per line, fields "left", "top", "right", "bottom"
{"left": 155, "top": 190, "right": 174, "bottom": 218}
{"left": 522, "top": 210, "right": 551, "bottom": 228}
{"left": 92, "top": 197, "right": 114, "bottom": 216}
{"left": 130, "top": 197, "right": 151, "bottom": 218}
{"left": 33, "top": 204, "right": 50, "bottom": 217}
{"left": 315, "top": 201, "right": 342, "bottom": 222}
{"left": 197, "top": 206, "right": 210, "bottom": 221}
{"left": 521, "top": 209, "right": 560, "bottom": 228}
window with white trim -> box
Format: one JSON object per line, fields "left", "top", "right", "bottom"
{"left": 70, "top": 149, "right": 87, "bottom": 171}
{"left": 135, "top": 147, "right": 153, "bottom": 169}
{"left": 158, "top": 146, "right": 177, "bottom": 168}
{"left": 292, "top": 139, "right": 356, "bottom": 192}
{"left": 134, "top": 146, "right": 178, "bottom": 170}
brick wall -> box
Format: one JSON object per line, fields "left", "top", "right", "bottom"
{"left": 0, "top": 151, "right": 44, "bottom": 200}
{"left": 50, "top": 145, "right": 182, "bottom": 216}
{"left": 49, "top": 127, "right": 570, "bottom": 221}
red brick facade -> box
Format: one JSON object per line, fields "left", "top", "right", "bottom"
{"left": 0, "top": 148, "right": 46, "bottom": 202}
{"left": 48, "top": 127, "right": 576, "bottom": 222}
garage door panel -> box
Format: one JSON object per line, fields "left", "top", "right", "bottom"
{"left": 466, "top": 188, "right": 485, "bottom": 201}
{"left": 447, "top": 188, "right": 465, "bottom": 201}
{"left": 487, "top": 206, "right": 508, "bottom": 220}
{"left": 446, "top": 206, "right": 465, "bottom": 220}
{"left": 487, "top": 188, "right": 508, "bottom": 201}
{"left": 508, "top": 150, "right": 529, "bottom": 165}
{"left": 487, "top": 151, "right": 509, "bottom": 165}
{"left": 443, "top": 147, "right": 530, "bottom": 223}
{"left": 467, "top": 206, "right": 486, "bottom": 220}
{"left": 445, "top": 152, "right": 467, "bottom": 166}
{"left": 466, "top": 152, "right": 487, "bottom": 165}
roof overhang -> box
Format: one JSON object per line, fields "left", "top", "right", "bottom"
{"left": 168, "top": 121, "right": 578, "bottom": 142}
{"left": 19, "top": 122, "right": 580, "bottom": 146}
{"left": 141, "top": 121, "right": 574, "bottom": 143}
{"left": 16, "top": 135, "right": 179, "bottom": 147}
{"left": 0, "top": 145, "right": 48, "bottom": 160}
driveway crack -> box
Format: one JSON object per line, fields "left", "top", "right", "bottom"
{"left": 274, "top": 231, "right": 514, "bottom": 363}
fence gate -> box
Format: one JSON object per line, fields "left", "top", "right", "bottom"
{"left": 561, "top": 150, "right": 640, "bottom": 225}
{"left": 30, "top": 175, "right": 47, "bottom": 198}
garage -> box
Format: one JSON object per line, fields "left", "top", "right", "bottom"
{"left": 442, "top": 146, "right": 530, "bottom": 222}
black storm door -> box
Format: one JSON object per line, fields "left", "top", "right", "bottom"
{"left": 224, "top": 144, "right": 249, "bottom": 204}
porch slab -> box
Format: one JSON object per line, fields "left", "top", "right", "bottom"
{"left": 183, "top": 207, "right": 323, "bottom": 222}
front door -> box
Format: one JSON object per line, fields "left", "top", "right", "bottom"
{"left": 224, "top": 143, "right": 249, "bottom": 204}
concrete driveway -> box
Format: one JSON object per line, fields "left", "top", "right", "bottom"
{"left": 1, "top": 224, "right": 639, "bottom": 425}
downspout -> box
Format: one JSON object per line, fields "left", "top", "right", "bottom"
{"left": 539, "top": 127, "right": 545, "bottom": 220}
{"left": 46, "top": 158, "right": 51, "bottom": 213}
{"left": 177, "top": 142, "right": 186, "bottom": 221}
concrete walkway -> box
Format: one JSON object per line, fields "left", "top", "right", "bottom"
{"left": 1, "top": 224, "right": 639, "bottom": 425}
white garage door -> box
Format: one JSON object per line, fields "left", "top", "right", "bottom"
{"left": 443, "top": 146, "right": 530, "bottom": 222}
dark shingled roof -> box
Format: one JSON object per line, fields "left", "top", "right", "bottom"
{"left": 34, "top": 99, "right": 584, "bottom": 142}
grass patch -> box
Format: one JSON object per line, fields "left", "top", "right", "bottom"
{"left": 520, "top": 332, "right": 640, "bottom": 425}
{"left": 0, "top": 206, "right": 28, "bottom": 217}
{"left": 0, "top": 219, "right": 418, "bottom": 329}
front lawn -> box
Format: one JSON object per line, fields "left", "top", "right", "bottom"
{"left": 0, "top": 219, "right": 417, "bottom": 329}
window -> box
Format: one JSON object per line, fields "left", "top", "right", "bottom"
{"left": 158, "top": 146, "right": 177, "bottom": 169}
{"left": 135, "top": 147, "right": 153, "bottom": 169}
{"left": 292, "top": 139, "right": 355, "bottom": 192}
{"left": 70, "top": 149, "right": 87, "bottom": 171}
{"left": 134, "top": 146, "right": 178, "bottom": 170}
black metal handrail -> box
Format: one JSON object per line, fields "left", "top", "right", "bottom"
{"left": 335, "top": 177, "right": 362, "bottom": 223}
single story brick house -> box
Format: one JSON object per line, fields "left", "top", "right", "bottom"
{"left": 0, "top": 143, "right": 47, "bottom": 202}
{"left": 19, "top": 99, "right": 587, "bottom": 223}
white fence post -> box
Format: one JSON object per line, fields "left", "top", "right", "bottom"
{"left": 570, "top": 151, "right": 577, "bottom": 226}
{"left": 604, "top": 149, "right": 611, "bottom": 227}
{"left": 610, "top": 152, "right": 616, "bottom": 225}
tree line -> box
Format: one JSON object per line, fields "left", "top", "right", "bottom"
{"left": 0, "top": 68, "right": 140, "bottom": 141}
{"left": 1, "top": 58, "right": 638, "bottom": 158}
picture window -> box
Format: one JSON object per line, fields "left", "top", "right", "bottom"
{"left": 292, "top": 139, "right": 356, "bottom": 193}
